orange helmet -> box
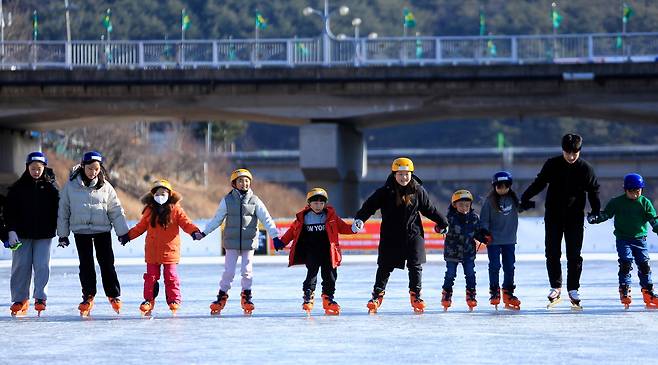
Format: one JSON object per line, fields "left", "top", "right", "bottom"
{"left": 451, "top": 189, "right": 473, "bottom": 205}
{"left": 230, "top": 168, "right": 253, "bottom": 183}
{"left": 151, "top": 179, "right": 173, "bottom": 193}
{"left": 391, "top": 157, "right": 414, "bottom": 172}
{"left": 306, "top": 187, "right": 328, "bottom": 202}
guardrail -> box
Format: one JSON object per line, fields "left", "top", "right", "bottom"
{"left": 1, "top": 32, "right": 657, "bottom": 69}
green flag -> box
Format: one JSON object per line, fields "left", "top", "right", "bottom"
{"left": 255, "top": 11, "right": 267, "bottom": 30}
{"left": 103, "top": 8, "right": 112, "bottom": 33}
{"left": 403, "top": 8, "right": 416, "bottom": 28}
{"left": 479, "top": 8, "right": 486, "bottom": 36}
{"left": 487, "top": 39, "right": 497, "bottom": 56}
{"left": 33, "top": 10, "right": 38, "bottom": 41}
{"left": 182, "top": 9, "right": 191, "bottom": 31}
{"left": 551, "top": 4, "right": 562, "bottom": 29}
{"left": 623, "top": 3, "right": 634, "bottom": 24}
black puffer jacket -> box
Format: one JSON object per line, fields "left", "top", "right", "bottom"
{"left": 355, "top": 174, "right": 448, "bottom": 269}
{"left": 0, "top": 194, "right": 7, "bottom": 243}
{"left": 5, "top": 168, "right": 59, "bottom": 239}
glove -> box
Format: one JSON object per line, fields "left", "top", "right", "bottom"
{"left": 650, "top": 218, "right": 658, "bottom": 234}
{"left": 192, "top": 231, "right": 206, "bottom": 241}
{"left": 519, "top": 200, "right": 535, "bottom": 212}
{"left": 7, "top": 231, "right": 19, "bottom": 246}
{"left": 272, "top": 237, "right": 286, "bottom": 251}
{"left": 118, "top": 234, "right": 130, "bottom": 246}
{"left": 352, "top": 219, "right": 364, "bottom": 233}
{"left": 57, "top": 237, "right": 70, "bottom": 248}
{"left": 434, "top": 224, "right": 448, "bottom": 235}
{"left": 586, "top": 212, "right": 600, "bottom": 224}
{"left": 475, "top": 228, "right": 493, "bottom": 245}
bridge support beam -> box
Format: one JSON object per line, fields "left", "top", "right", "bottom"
{"left": 0, "top": 128, "right": 40, "bottom": 191}
{"left": 300, "top": 123, "right": 366, "bottom": 217}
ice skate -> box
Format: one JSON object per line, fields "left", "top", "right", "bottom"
{"left": 34, "top": 299, "right": 46, "bottom": 317}
{"left": 78, "top": 295, "right": 94, "bottom": 317}
{"left": 619, "top": 285, "right": 631, "bottom": 309}
{"left": 502, "top": 288, "right": 521, "bottom": 311}
{"left": 367, "top": 290, "right": 385, "bottom": 314}
{"left": 168, "top": 302, "right": 180, "bottom": 315}
{"left": 441, "top": 289, "right": 453, "bottom": 311}
{"left": 210, "top": 290, "right": 228, "bottom": 316}
{"left": 139, "top": 300, "right": 154, "bottom": 316}
{"left": 466, "top": 288, "right": 477, "bottom": 311}
{"left": 10, "top": 300, "right": 29, "bottom": 317}
{"left": 302, "top": 290, "right": 314, "bottom": 315}
{"left": 409, "top": 290, "right": 426, "bottom": 314}
{"left": 489, "top": 287, "right": 501, "bottom": 310}
{"left": 108, "top": 297, "right": 122, "bottom": 314}
{"left": 240, "top": 290, "right": 254, "bottom": 315}
{"left": 568, "top": 290, "right": 583, "bottom": 311}
{"left": 546, "top": 288, "right": 562, "bottom": 309}
{"left": 322, "top": 294, "right": 340, "bottom": 316}
{"left": 641, "top": 285, "right": 658, "bottom": 309}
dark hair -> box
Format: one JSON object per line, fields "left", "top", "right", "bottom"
{"left": 562, "top": 133, "right": 582, "bottom": 153}
{"left": 390, "top": 172, "right": 418, "bottom": 206}
{"left": 487, "top": 187, "right": 519, "bottom": 212}
{"left": 70, "top": 163, "right": 108, "bottom": 188}
{"left": 149, "top": 203, "right": 172, "bottom": 228}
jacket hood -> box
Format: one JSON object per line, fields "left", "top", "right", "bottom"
{"left": 385, "top": 172, "right": 423, "bottom": 188}
{"left": 13, "top": 167, "right": 56, "bottom": 188}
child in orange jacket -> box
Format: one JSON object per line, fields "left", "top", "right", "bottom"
{"left": 277, "top": 188, "right": 357, "bottom": 315}
{"left": 122, "top": 179, "right": 202, "bottom": 315}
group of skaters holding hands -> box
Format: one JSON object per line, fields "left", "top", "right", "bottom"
{"left": 1, "top": 133, "right": 657, "bottom": 317}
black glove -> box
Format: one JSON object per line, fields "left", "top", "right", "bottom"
{"left": 272, "top": 237, "right": 286, "bottom": 251}
{"left": 475, "top": 228, "right": 493, "bottom": 245}
{"left": 118, "top": 234, "right": 130, "bottom": 246}
{"left": 192, "top": 231, "right": 206, "bottom": 241}
{"left": 57, "top": 237, "right": 70, "bottom": 248}
{"left": 519, "top": 200, "right": 535, "bottom": 212}
{"left": 650, "top": 218, "right": 658, "bottom": 235}
{"left": 587, "top": 212, "right": 600, "bottom": 224}
{"left": 434, "top": 224, "right": 448, "bottom": 235}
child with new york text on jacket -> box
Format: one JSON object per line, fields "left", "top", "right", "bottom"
{"left": 277, "top": 188, "right": 357, "bottom": 315}
{"left": 122, "top": 179, "right": 203, "bottom": 315}
{"left": 441, "top": 190, "right": 492, "bottom": 312}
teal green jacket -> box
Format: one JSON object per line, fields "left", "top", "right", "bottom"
{"left": 594, "top": 194, "right": 658, "bottom": 239}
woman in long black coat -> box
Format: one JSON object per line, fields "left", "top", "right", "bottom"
{"left": 353, "top": 157, "right": 448, "bottom": 313}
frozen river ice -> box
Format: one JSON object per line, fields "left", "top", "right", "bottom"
{"left": 1, "top": 254, "right": 657, "bottom": 364}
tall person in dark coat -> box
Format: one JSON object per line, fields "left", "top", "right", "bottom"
{"left": 520, "top": 134, "right": 601, "bottom": 307}
{"left": 353, "top": 157, "right": 448, "bottom": 313}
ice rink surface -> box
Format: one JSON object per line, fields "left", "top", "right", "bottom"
{"left": 1, "top": 255, "right": 657, "bottom": 365}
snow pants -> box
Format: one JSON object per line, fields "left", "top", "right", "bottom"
{"left": 143, "top": 263, "right": 181, "bottom": 304}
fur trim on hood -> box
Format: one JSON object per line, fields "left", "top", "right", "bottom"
{"left": 140, "top": 190, "right": 182, "bottom": 206}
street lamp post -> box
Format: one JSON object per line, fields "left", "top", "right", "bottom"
{"left": 303, "top": 0, "right": 349, "bottom": 65}
{"left": 351, "top": 17, "right": 361, "bottom": 66}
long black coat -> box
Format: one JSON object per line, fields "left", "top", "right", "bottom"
{"left": 355, "top": 174, "right": 448, "bottom": 269}
{"left": 0, "top": 194, "right": 7, "bottom": 243}
{"left": 5, "top": 168, "right": 59, "bottom": 240}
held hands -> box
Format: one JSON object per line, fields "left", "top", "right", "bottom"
{"left": 352, "top": 219, "right": 364, "bottom": 233}
{"left": 272, "top": 237, "right": 286, "bottom": 251}
{"left": 7, "top": 231, "right": 19, "bottom": 246}
{"left": 474, "top": 228, "right": 493, "bottom": 245}
{"left": 518, "top": 200, "right": 535, "bottom": 212}
{"left": 57, "top": 237, "right": 70, "bottom": 248}
{"left": 118, "top": 234, "right": 131, "bottom": 246}
{"left": 434, "top": 224, "right": 448, "bottom": 235}
{"left": 192, "top": 231, "right": 206, "bottom": 241}
{"left": 586, "top": 212, "right": 601, "bottom": 224}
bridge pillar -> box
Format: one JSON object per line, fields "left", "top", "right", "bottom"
{"left": 0, "top": 128, "right": 41, "bottom": 191}
{"left": 299, "top": 123, "right": 366, "bottom": 217}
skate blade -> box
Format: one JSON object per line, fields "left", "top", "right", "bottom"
{"left": 368, "top": 308, "right": 378, "bottom": 314}
{"left": 325, "top": 310, "right": 340, "bottom": 316}
{"left": 493, "top": 304, "right": 498, "bottom": 311}
{"left": 210, "top": 311, "right": 222, "bottom": 316}
{"left": 412, "top": 307, "right": 425, "bottom": 314}
{"left": 624, "top": 304, "right": 630, "bottom": 310}
{"left": 546, "top": 297, "right": 562, "bottom": 309}
{"left": 645, "top": 305, "right": 658, "bottom": 310}
{"left": 504, "top": 304, "right": 521, "bottom": 311}
{"left": 571, "top": 303, "right": 583, "bottom": 311}
{"left": 243, "top": 310, "right": 253, "bottom": 315}
{"left": 80, "top": 311, "right": 91, "bottom": 317}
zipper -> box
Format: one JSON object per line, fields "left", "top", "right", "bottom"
{"left": 239, "top": 191, "right": 244, "bottom": 252}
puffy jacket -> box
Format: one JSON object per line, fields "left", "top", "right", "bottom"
{"left": 443, "top": 206, "right": 482, "bottom": 262}
{"left": 128, "top": 191, "right": 199, "bottom": 264}
{"left": 281, "top": 205, "right": 354, "bottom": 269}
{"left": 57, "top": 173, "right": 129, "bottom": 237}
{"left": 5, "top": 169, "right": 59, "bottom": 239}
{"left": 0, "top": 194, "right": 7, "bottom": 243}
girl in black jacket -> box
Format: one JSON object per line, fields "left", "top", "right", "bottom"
{"left": 354, "top": 157, "right": 448, "bottom": 313}
{"left": 5, "top": 152, "right": 59, "bottom": 316}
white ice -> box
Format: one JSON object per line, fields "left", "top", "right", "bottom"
{"left": 1, "top": 253, "right": 657, "bottom": 365}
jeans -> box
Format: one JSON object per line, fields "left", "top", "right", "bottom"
{"left": 487, "top": 244, "right": 516, "bottom": 290}
{"left": 442, "top": 258, "right": 476, "bottom": 291}
{"left": 616, "top": 237, "right": 653, "bottom": 288}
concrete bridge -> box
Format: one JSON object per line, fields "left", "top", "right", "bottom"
{"left": 2, "top": 35, "right": 658, "bottom": 214}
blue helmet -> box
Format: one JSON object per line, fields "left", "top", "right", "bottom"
{"left": 623, "top": 173, "right": 644, "bottom": 190}
{"left": 81, "top": 151, "right": 103, "bottom": 165}
{"left": 26, "top": 151, "right": 48, "bottom": 166}
{"left": 492, "top": 171, "right": 513, "bottom": 186}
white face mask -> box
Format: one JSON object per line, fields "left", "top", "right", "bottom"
{"left": 154, "top": 194, "right": 169, "bottom": 205}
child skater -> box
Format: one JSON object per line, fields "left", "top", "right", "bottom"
{"left": 441, "top": 189, "right": 492, "bottom": 311}
{"left": 589, "top": 173, "right": 658, "bottom": 308}
{"left": 198, "top": 168, "right": 283, "bottom": 315}
{"left": 277, "top": 188, "right": 357, "bottom": 315}
{"left": 121, "top": 179, "right": 203, "bottom": 316}
{"left": 353, "top": 157, "right": 448, "bottom": 314}
{"left": 480, "top": 171, "right": 522, "bottom": 310}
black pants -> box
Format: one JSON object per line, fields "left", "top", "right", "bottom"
{"left": 302, "top": 242, "right": 337, "bottom": 296}
{"left": 74, "top": 232, "right": 121, "bottom": 298}
{"left": 545, "top": 213, "right": 584, "bottom": 291}
{"left": 373, "top": 262, "right": 422, "bottom": 294}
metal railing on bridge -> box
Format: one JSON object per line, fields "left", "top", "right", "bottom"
{"left": 1, "top": 32, "right": 657, "bottom": 69}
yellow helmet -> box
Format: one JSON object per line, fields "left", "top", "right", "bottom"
{"left": 306, "top": 187, "right": 328, "bottom": 202}
{"left": 230, "top": 168, "right": 253, "bottom": 183}
{"left": 151, "top": 179, "right": 173, "bottom": 193}
{"left": 451, "top": 189, "right": 473, "bottom": 204}
{"left": 391, "top": 157, "right": 414, "bottom": 172}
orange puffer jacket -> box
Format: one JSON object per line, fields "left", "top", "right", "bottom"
{"left": 128, "top": 191, "right": 199, "bottom": 264}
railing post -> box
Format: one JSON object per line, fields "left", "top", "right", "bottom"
{"left": 138, "top": 42, "right": 145, "bottom": 68}
{"left": 587, "top": 35, "right": 594, "bottom": 62}
{"left": 435, "top": 37, "right": 442, "bottom": 64}
{"left": 212, "top": 41, "right": 219, "bottom": 67}
{"left": 66, "top": 42, "right": 72, "bottom": 68}
{"left": 286, "top": 39, "right": 294, "bottom": 67}
{"left": 511, "top": 36, "right": 518, "bottom": 64}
